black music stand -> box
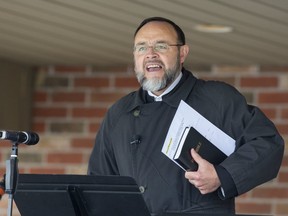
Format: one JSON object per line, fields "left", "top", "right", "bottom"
{"left": 13, "top": 174, "right": 151, "bottom": 216}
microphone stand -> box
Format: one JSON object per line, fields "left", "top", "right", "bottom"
{"left": 5, "top": 141, "right": 19, "bottom": 216}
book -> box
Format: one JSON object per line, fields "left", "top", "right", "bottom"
{"left": 173, "top": 127, "right": 228, "bottom": 171}
{"left": 161, "top": 100, "right": 235, "bottom": 172}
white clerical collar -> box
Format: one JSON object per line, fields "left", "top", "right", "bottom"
{"left": 148, "top": 72, "right": 182, "bottom": 102}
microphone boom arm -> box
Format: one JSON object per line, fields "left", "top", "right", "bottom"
{"left": 5, "top": 141, "right": 19, "bottom": 216}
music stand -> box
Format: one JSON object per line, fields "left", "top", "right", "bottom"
{"left": 14, "top": 174, "right": 151, "bottom": 216}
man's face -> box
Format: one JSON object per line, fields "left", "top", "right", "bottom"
{"left": 133, "top": 21, "right": 188, "bottom": 95}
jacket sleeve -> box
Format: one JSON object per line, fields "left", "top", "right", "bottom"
{"left": 192, "top": 80, "right": 285, "bottom": 199}
{"left": 217, "top": 88, "right": 285, "bottom": 198}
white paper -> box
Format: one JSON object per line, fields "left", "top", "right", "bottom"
{"left": 162, "top": 100, "right": 235, "bottom": 163}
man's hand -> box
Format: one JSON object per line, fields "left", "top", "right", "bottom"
{"left": 184, "top": 149, "right": 221, "bottom": 194}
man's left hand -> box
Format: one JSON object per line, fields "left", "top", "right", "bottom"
{"left": 184, "top": 149, "right": 221, "bottom": 194}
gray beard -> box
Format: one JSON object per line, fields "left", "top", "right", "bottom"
{"left": 139, "top": 70, "right": 175, "bottom": 92}
{"left": 135, "top": 56, "right": 181, "bottom": 92}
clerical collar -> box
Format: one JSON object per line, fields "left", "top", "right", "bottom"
{"left": 148, "top": 72, "right": 182, "bottom": 102}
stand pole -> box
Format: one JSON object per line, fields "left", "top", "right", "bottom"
{"left": 7, "top": 194, "right": 13, "bottom": 216}
{"left": 5, "top": 142, "right": 19, "bottom": 216}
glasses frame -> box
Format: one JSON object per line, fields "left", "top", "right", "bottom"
{"left": 133, "top": 43, "right": 184, "bottom": 55}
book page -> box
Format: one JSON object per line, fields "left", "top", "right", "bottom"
{"left": 162, "top": 100, "right": 235, "bottom": 162}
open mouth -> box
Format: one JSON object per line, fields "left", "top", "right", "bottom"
{"left": 146, "top": 64, "right": 163, "bottom": 72}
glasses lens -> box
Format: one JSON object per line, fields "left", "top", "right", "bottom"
{"left": 134, "top": 45, "right": 146, "bottom": 54}
{"left": 154, "top": 43, "right": 169, "bottom": 52}
{"left": 134, "top": 43, "right": 179, "bottom": 54}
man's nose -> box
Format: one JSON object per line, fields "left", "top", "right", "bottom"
{"left": 146, "top": 46, "right": 158, "bottom": 57}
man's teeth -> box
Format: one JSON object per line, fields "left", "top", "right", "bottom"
{"left": 147, "top": 65, "right": 161, "bottom": 68}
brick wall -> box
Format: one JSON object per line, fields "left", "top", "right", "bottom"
{"left": 0, "top": 64, "right": 287, "bottom": 216}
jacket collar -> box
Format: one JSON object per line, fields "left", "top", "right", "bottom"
{"left": 162, "top": 69, "right": 197, "bottom": 108}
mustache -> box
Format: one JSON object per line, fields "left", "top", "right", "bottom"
{"left": 144, "top": 60, "right": 164, "bottom": 66}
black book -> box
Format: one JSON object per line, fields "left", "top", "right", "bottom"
{"left": 173, "top": 127, "right": 227, "bottom": 171}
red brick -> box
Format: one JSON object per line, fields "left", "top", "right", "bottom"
{"left": 47, "top": 153, "right": 83, "bottom": 163}
{"left": 0, "top": 140, "right": 13, "bottom": 148}
{"left": 72, "top": 107, "right": 107, "bottom": 118}
{"left": 89, "top": 123, "right": 101, "bottom": 133}
{"left": 74, "top": 77, "right": 109, "bottom": 88}
{"left": 260, "top": 65, "right": 288, "bottom": 72}
{"left": 54, "top": 66, "right": 86, "bottom": 73}
{"left": 29, "top": 167, "right": 65, "bottom": 174}
{"left": 34, "top": 91, "right": 48, "bottom": 103}
{"left": 252, "top": 187, "right": 288, "bottom": 198}
{"left": 32, "top": 122, "right": 46, "bottom": 133}
{"left": 258, "top": 92, "right": 288, "bottom": 104}
{"left": 237, "top": 192, "right": 250, "bottom": 199}
{"left": 281, "top": 155, "right": 288, "bottom": 167}
{"left": 281, "top": 108, "right": 288, "bottom": 119}
{"left": 278, "top": 171, "right": 288, "bottom": 182}
{"left": 240, "top": 77, "right": 278, "bottom": 87}
{"left": 92, "top": 65, "right": 129, "bottom": 73}
{"left": 91, "top": 92, "right": 125, "bottom": 103}
{"left": 199, "top": 76, "right": 236, "bottom": 86}
{"left": 51, "top": 92, "right": 85, "bottom": 103}
{"left": 115, "top": 77, "right": 139, "bottom": 88}
{"left": 71, "top": 138, "right": 94, "bottom": 148}
{"left": 260, "top": 108, "right": 276, "bottom": 119}
{"left": 33, "top": 107, "right": 67, "bottom": 118}
{"left": 275, "top": 123, "right": 288, "bottom": 135}
{"left": 236, "top": 202, "right": 272, "bottom": 214}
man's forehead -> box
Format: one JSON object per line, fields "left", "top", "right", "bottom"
{"left": 134, "top": 22, "right": 177, "bottom": 43}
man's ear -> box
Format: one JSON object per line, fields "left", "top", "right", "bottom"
{"left": 180, "top": 44, "right": 190, "bottom": 64}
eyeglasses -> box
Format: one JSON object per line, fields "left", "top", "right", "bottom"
{"left": 134, "top": 43, "right": 183, "bottom": 55}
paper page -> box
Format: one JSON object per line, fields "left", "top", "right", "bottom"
{"left": 162, "top": 100, "right": 235, "bottom": 161}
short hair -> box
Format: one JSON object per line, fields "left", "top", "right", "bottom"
{"left": 134, "top": 17, "right": 186, "bottom": 45}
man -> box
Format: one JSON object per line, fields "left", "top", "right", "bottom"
{"left": 88, "top": 17, "right": 284, "bottom": 215}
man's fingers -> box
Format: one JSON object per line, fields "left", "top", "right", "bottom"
{"left": 191, "top": 148, "right": 203, "bottom": 163}
{"left": 188, "top": 179, "right": 209, "bottom": 194}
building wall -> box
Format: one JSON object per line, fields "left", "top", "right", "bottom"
{"left": 0, "top": 64, "right": 287, "bottom": 216}
{"left": 0, "top": 60, "right": 34, "bottom": 131}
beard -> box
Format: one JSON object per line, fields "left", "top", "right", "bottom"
{"left": 135, "top": 54, "right": 181, "bottom": 92}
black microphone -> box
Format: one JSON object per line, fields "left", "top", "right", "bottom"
{"left": 0, "top": 131, "right": 39, "bottom": 145}
{"left": 130, "top": 135, "right": 141, "bottom": 145}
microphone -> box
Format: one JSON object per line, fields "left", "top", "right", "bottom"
{"left": 0, "top": 131, "right": 39, "bottom": 145}
{"left": 130, "top": 135, "right": 141, "bottom": 145}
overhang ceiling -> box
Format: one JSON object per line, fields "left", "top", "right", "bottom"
{"left": 0, "top": 0, "right": 287, "bottom": 68}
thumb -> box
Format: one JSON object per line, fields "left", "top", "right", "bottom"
{"left": 191, "top": 148, "right": 203, "bottom": 164}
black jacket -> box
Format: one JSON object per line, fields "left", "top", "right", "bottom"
{"left": 88, "top": 69, "right": 284, "bottom": 215}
